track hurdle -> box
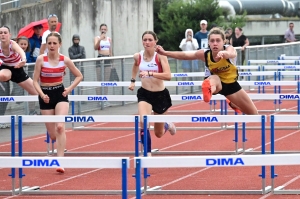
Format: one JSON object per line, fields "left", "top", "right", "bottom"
{"left": 135, "top": 114, "right": 270, "bottom": 195}
{"left": 0, "top": 115, "right": 16, "bottom": 196}
{"left": 13, "top": 115, "right": 137, "bottom": 196}
{"left": 0, "top": 156, "right": 129, "bottom": 197}
{"left": 270, "top": 115, "right": 300, "bottom": 194}
{"left": 134, "top": 153, "right": 300, "bottom": 198}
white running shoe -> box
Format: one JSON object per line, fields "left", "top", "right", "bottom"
{"left": 164, "top": 122, "right": 176, "bottom": 135}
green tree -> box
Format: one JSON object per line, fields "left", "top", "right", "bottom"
{"left": 154, "top": 0, "right": 248, "bottom": 50}
{"left": 224, "top": 11, "right": 247, "bottom": 32}
{"left": 156, "top": 0, "right": 223, "bottom": 50}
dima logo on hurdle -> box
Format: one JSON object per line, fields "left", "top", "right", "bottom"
{"left": 192, "top": 117, "right": 218, "bottom": 122}
{"left": 279, "top": 94, "right": 300, "bottom": 99}
{"left": 22, "top": 159, "right": 60, "bottom": 167}
{"left": 254, "top": 82, "right": 271, "bottom": 85}
{"left": 178, "top": 82, "right": 194, "bottom": 86}
{"left": 101, "top": 82, "right": 117, "bottom": 86}
{"left": 0, "top": 97, "right": 14, "bottom": 102}
{"left": 174, "top": 74, "right": 188, "bottom": 77}
{"left": 206, "top": 158, "right": 244, "bottom": 166}
{"left": 182, "top": 96, "right": 202, "bottom": 100}
{"left": 65, "top": 116, "right": 95, "bottom": 122}
{"left": 88, "top": 96, "right": 108, "bottom": 101}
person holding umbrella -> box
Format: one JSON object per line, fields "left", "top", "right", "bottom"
{"left": 0, "top": 26, "right": 38, "bottom": 102}
{"left": 28, "top": 24, "right": 43, "bottom": 63}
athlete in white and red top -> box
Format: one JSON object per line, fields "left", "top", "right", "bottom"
{"left": 0, "top": 26, "right": 38, "bottom": 96}
{"left": 128, "top": 30, "right": 176, "bottom": 157}
{"left": 93, "top": 24, "right": 113, "bottom": 97}
{"left": 33, "top": 32, "right": 83, "bottom": 174}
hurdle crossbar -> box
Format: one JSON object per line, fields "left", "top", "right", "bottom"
{"left": 135, "top": 154, "right": 295, "bottom": 197}
{"left": 2, "top": 93, "right": 299, "bottom": 103}
{"left": 134, "top": 115, "right": 269, "bottom": 196}
{"left": 10, "top": 115, "right": 139, "bottom": 196}
{"left": 271, "top": 115, "right": 300, "bottom": 194}
{"left": 172, "top": 71, "right": 277, "bottom": 77}
{"left": 259, "top": 65, "right": 300, "bottom": 69}
{"left": 248, "top": 60, "right": 298, "bottom": 64}
{"left": 0, "top": 157, "right": 130, "bottom": 197}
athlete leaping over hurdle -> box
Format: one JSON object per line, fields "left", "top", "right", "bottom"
{"left": 156, "top": 27, "right": 258, "bottom": 115}
{"left": 128, "top": 31, "right": 176, "bottom": 156}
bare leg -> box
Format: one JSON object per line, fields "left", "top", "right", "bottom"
{"left": 226, "top": 89, "right": 258, "bottom": 115}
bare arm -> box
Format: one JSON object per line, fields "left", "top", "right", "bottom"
{"left": 150, "top": 55, "right": 171, "bottom": 81}
{"left": 242, "top": 38, "right": 249, "bottom": 50}
{"left": 109, "top": 39, "right": 113, "bottom": 56}
{"left": 128, "top": 53, "right": 140, "bottom": 91}
{"left": 94, "top": 37, "right": 100, "bottom": 50}
{"left": 32, "top": 55, "right": 45, "bottom": 98}
{"left": 39, "top": 44, "right": 46, "bottom": 55}
{"left": 156, "top": 45, "right": 205, "bottom": 62}
{"left": 11, "top": 41, "right": 26, "bottom": 68}
{"left": 64, "top": 56, "right": 83, "bottom": 92}
{"left": 216, "top": 45, "right": 237, "bottom": 59}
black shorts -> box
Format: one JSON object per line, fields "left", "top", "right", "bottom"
{"left": 97, "top": 54, "right": 111, "bottom": 67}
{"left": 0, "top": 65, "right": 29, "bottom": 83}
{"left": 137, "top": 87, "right": 172, "bottom": 114}
{"left": 218, "top": 81, "right": 242, "bottom": 96}
{"left": 38, "top": 84, "right": 69, "bottom": 110}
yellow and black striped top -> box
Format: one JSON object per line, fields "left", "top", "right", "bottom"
{"left": 204, "top": 46, "right": 238, "bottom": 84}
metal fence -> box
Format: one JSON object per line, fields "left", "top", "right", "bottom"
{"left": 2, "top": 42, "right": 300, "bottom": 116}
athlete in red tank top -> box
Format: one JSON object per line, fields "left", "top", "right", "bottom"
{"left": 32, "top": 32, "right": 83, "bottom": 174}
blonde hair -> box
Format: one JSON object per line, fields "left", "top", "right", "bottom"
{"left": 208, "top": 27, "right": 226, "bottom": 41}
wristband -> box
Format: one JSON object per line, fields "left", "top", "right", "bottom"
{"left": 131, "top": 78, "right": 135, "bottom": 83}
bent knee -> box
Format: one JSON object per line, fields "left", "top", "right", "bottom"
{"left": 154, "top": 130, "right": 164, "bottom": 138}
{"left": 0, "top": 74, "right": 10, "bottom": 81}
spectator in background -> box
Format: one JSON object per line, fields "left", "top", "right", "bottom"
{"left": 94, "top": 24, "right": 118, "bottom": 107}
{"left": 225, "top": 30, "right": 231, "bottom": 44}
{"left": 179, "top": 29, "right": 199, "bottom": 90}
{"left": 40, "top": 14, "right": 59, "bottom": 55}
{"left": 230, "top": 27, "right": 249, "bottom": 65}
{"left": 28, "top": 24, "right": 43, "bottom": 62}
{"left": 68, "top": 34, "right": 86, "bottom": 82}
{"left": 285, "top": 22, "right": 297, "bottom": 42}
{"left": 210, "top": 23, "right": 218, "bottom": 30}
{"left": 226, "top": 28, "right": 233, "bottom": 39}
{"left": 194, "top": 20, "right": 209, "bottom": 50}
{"left": 15, "top": 36, "right": 38, "bottom": 115}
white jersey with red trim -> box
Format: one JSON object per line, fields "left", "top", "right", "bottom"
{"left": 0, "top": 40, "right": 21, "bottom": 67}
{"left": 97, "top": 36, "right": 111, "bottom": 51}
{"left": 40, "top": 54, "right": 66, "bottom": 83}
{"left": 138, "top": 51, "right": 162, "bottom": 74}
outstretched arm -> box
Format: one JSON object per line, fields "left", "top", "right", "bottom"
{"left": 156, "top": 45, "right": 205, "bottom": 62}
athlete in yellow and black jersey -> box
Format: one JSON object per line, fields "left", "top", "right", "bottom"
{"left": 155, "top": 27, "right": 258, "bottom": 115}
{"left": 204, "top": 45, "right": 241, "bottom": 96}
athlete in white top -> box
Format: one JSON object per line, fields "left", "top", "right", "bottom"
{"left": 94, "top": 24, "right": 114, "bottom": 98}
{"left": 40, "top": 14, "right": 59, "bottom": 55}
{"left": 128, "top": 31, "right": 176, "bottom": 156}
{"left": 0, "top": 26, "right": 38, "bottom": 96}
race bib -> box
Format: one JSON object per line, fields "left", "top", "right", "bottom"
{"left": 201, "top": 38, "right": 208, "bottom": 49}
{"left": 32, "top": 48, "right": 40, "bottom": 57}
{"left": 205, "top": 68, "right": 211, "bottom": 77}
